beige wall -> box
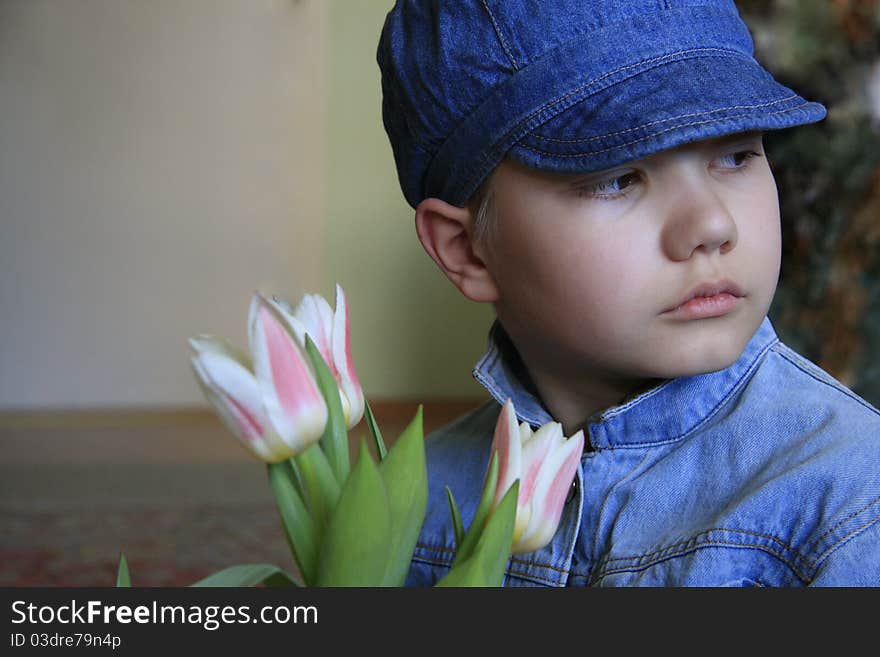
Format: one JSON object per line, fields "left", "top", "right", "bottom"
{"left": 0, "top": 0, "right": 492, "bottom": 410}
{"left": 322, "top": 1, "right": 493, "bottom": 400}
{"left": 0, "top": 0, "right": 328, "bottom": 408}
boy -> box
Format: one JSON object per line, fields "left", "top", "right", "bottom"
{"left": 377, "top": 1, "right": 880, "bottom": 586}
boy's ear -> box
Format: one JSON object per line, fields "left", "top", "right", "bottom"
{"left": 414, "top": 197, "right": 499, "bottom": 303}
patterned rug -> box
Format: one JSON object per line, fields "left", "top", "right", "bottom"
{"left": 1, "top": 503, "right": 297, "bottom": 587}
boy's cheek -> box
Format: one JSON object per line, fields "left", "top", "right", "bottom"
{"left": 739, "top": 219, "right": 782, "bottom": 280}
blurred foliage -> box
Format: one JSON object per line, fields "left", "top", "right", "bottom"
{"left": 737, "top": 0, "right": 880, "bottom": 406}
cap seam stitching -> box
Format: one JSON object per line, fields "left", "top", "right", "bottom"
{"left": 529, "top": 94, "right": 799, "bottom": 143}
{"left": 518, "top": 102, "right": 814, "bottom": 158}
{"left": 453, "top": 46, "right": 751, "bottom": 201}
{"left": 499, "top": 46, "right": 749, "bottom": 148}
{"left": 480, "top": 0, "right": 520, "bottom": 70}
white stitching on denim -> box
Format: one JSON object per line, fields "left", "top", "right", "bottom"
{"left": 520, "top": 102, "right": 814, "bottom": 158}
{"left": 480, "top": 0, "right": 519, "bottom": 70}
{"left": 455, "top": 47, "right": 750, "bottom": 200}
{"left": 518, "top": 48, "right": 748, "bottom": 131}
{"left": 599, "top": 379, "right": 675, "bottom": 418}
{"left": 591, "top": 336, "right": 776, "bottom": 448}
{"left": 601, "top": 527, "right": 807, "bottom": 566}
{"left": 773, "top": 345, "right": 880, "bottom": 418}
{"left": 805, "top": 493, "right": 880, "bottom": 558}
{"left": 601, "top": 334, "right": 777, "bottom": 421}
{"left": 415, "top": 542, "right": 573, "bottom": 583}
{"left": 504, "top": 568, "right": 566, "bottom": 587}
{"left": 813, "top": 512, "right": 880, "bottom": 569}
{"left": 476, "top": 343, "right": 552, "bottom": 428}
{"left": 530, "top": 95, "right": 799, "bottom": 143}
{"left": 589, "top": 450, "right": 652, "bottom": 578}
{"left": 592, "top": 528, "right": 813, "bottom": 583}
{"left": 594, "top": 541, "right": 811, "bottom": 584}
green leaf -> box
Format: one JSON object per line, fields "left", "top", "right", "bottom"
{"left": 190, "top": 564, "right": 299, "bottom": 587}
{"left": 445, "top": 486, "right": 464, "bottom": 549}
{"left": 267, "top": 461, "right": 318, "bottom": 585}
{"left": 304, "top": 335, "right": 350, "bottom": 483}
{"left": 436, "top": 481, "right": 517, "bottom": 587}
{"left": 364, "top": 399, "right": 387, "bottom": 461}
{"left": 451, "top": 450, "right": 500, "bottom": 568}
{"left": 116, "top": 552, "right": 130, "bottom": 587}
{"left": 315, "top": 441, "right": 391, "bottom": 586}
{"left": 433, "top": 551, "right": 486, "bottom": 587}
{"left": 466, "top": 480, "right": 517, "bottom": 586}
{"left": 378, "top": 406, "right": 428, "bottom": 586}
{"left": 291, "top": 442, "right": 341, "bottom": 535}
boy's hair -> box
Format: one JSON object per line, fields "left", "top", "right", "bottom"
{"left": 377, "top": 1, "right": 825, "bottom": 212}
{"left": 467, "top": 169, "right": 497, "bottom": 247}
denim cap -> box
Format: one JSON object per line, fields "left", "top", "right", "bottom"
{"left": 376, "top": 0, "right": 827, "bottom": 209}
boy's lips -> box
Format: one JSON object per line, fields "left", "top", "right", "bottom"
{"left": 662, "top": 279, "right": 746, "bottom": 315}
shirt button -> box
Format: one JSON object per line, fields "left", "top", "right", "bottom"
{"left": 566, "top": 480, "right": 578, "bottom": 504}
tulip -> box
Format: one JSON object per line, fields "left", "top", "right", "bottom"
{"left": 190, "top": 293, "right": 328, "bottom": 462}
{"left": 491, "top": 398, "right": 584, "bottom": 554}
{"left": 272, "top": 284, "right": 364, "bottom": 429}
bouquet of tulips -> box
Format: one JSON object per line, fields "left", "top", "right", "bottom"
{"left": 117, "top": 285, "right": 583, "bottom": 587}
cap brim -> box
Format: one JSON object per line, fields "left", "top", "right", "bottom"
{"left": 508, "top": 53, "right": 826, "bottom": 174}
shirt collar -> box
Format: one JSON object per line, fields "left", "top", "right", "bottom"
{"left": 473, "top": 316, "right": 780, "bottom": 449}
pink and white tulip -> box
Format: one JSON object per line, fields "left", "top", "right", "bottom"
{"left": 272, "top": 284, "right": 364, "bottom": 429}
{"left": 491, "top": 398, "right": 585, "bottom": 554}
{"left": 189, "top": 294, "right": 328, "bottom": 463}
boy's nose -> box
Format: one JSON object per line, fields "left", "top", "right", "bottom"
{"left": 660, "top": 186, "right": 739, "bottom": 262}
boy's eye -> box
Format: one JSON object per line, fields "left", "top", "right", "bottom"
{"left": 577, "top": 149, "right": 763, "bottom": 200}
{"left": 579, "top": 172, "right": 640, "bottom": 199}
{"left": 717, "top": 149, "right": 763, "bottom": 169}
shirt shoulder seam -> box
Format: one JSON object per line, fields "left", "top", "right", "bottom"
{"left": 771, "top": 343, "right": 880, "bottom": 418}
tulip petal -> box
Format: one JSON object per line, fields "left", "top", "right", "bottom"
{"left": 289, "top": 290, "right": 358, "bottom": 425}
{"left": 490, "top": 399, "right": 521, "bottom": 509}
{"left": 519, "top": 421, "right": 561, "bottom": 507}
{"left": 191, "top": 353, "right": 283, "bottom": 462}
{"left": 249, "top": 294, "right": 327, "bottom": 454}
{"left": 514, "top": 429, "right": 584, "bottom": 554}
{"left": 292, "top": 293, "right": 336, "bottom": 374}
{"left": 332, "top": 284, "right": 364, "bottom": 428}
{"left": 188, "top": 334, "right": 252, "bottom": 370}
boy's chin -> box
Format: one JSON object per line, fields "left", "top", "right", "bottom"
{"left": 657, "top": 343, "right": 748, "bottom": 379}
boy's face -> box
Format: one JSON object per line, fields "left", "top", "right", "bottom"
{"left": 477, "top": 130, "right": 780, "bottom": 388}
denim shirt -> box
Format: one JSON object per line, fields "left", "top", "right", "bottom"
{"left": 406, "top": 316, "right": 880, "bottom": 586}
